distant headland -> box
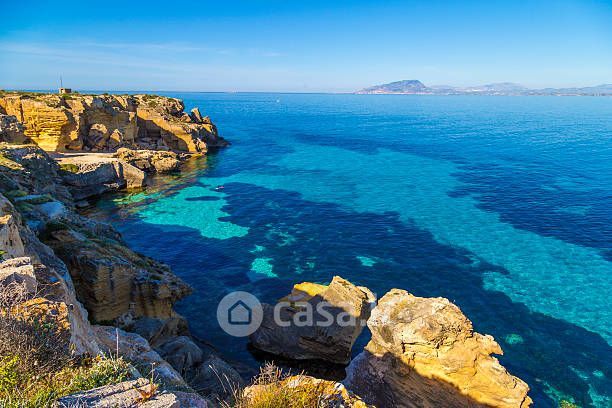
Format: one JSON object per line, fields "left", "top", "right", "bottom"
{"left": 356, "top": 80, "right": 612, "bottom": 96}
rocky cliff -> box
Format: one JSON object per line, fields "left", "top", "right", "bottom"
{"left": 0, "top": 92, "right": 227, "bottom": 152}
{"left": 344, "top": 289, "right": 533, "bottom": 408}
{"left": 0, "top": 143, "right": 238, "bottom": 404}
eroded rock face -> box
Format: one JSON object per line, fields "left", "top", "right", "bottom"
{"left": 45, "top": 227, "right": 191, "bottom": 323}
{"left": 0, "top": 93, "right": 227, "bottom": 153}
{"left": 344, "top": 289, "right": 533, "bottom": 408}
{"left": 0, "top": 192, "right": 101, "bottom": 355}
{"left": 0, "top": 143, "right": 240, "bottom": 404}
{"left": 250, "top": 276, "right": 376, "bottom": 364}
{"left": 55, "top": 378, "right": 211, "bottom": 408}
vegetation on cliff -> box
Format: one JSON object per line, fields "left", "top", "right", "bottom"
{"left": 0, "top": 281, "right": 132, "bottom": 407}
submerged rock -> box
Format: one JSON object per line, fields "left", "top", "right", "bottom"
{"left": 250, "top": 276, "right": 376, "bottom": 364}
{"left": 344, "top": 289, "right": 533, "bottom": 408}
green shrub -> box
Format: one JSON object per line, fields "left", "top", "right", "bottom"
{"left": 0, "top": 356, "right": 20, "bottom": 395}
{"left": 59, "top": 163, "right": 80, "bottom": 173}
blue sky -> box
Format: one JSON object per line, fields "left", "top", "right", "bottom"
{"left": 1, "top": 0, "right": 610, "bottom": 92}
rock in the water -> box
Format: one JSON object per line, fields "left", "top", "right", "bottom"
{"left": 250, "top": 276, "right": 376, "bottom": 364}
{"left": 344, "top": 289, "right": 533, "bottom": 408}
{"left": 55, "top": 378, "right": 211, "bottom": 408}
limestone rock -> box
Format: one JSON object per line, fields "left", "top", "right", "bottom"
{"left": 58, "top": 155, "right": 146, "bottom": 199}
{"left": 0, "top": 92, "right": 227, "bottom": 153}
{"left": 344, "top": 289, "right": 533, "bottom": 408}
{"left": 0, "top": 114, "right": 28, "bottom": 143}
{"left": 156, "top": 334, "right": 243, "bottom": 400}
{"left": 0, "top": 256, "right": 37, "bottom": 294}
{"left": 115, "top": 147, "right": 182, "bottom": 173}
{"left": 93, "top": 325, "right": 187, "bottom": 389}
{"left": 133, "top": 95, "right": 226, "bottom": 153}
{"left": 0, "top": 195, "right": 101, "bottom": 355}
{"left": 0, "top": 211, "right": 26, "bottom": 259}
{"left": 55, "top": 378, "right": 211, "bottom": 408}
{"left": 129, "top": 316, "right": 190, "bottom": 347}
{"left": 157, "top": 336, "right": 204, "bottom": 374}
{"left": 250, "top": 276, "right": 376, "bottom": 364}
{"left": 45, "top": 226, "right": 192, "bottom": 323}
{"left": 190, "top": 107, "right": 204, "bottom": 123}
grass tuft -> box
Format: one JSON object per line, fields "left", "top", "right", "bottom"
{"left": 224, "top": 363, "right": 330, "bottom": 408}
{"left": 0, "top": 282, "right": 133, "bottom": 407}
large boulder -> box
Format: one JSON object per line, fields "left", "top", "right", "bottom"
{"left": 55, "top": 378, "right": 211, "bottom": 408}
{"left": 344, "top": 289, "right": 533, "bottom": 408}
{"left": 156, "top": 335, "right": 243, "bottom": 401}
{"left": 250, "top": 276, "right": 376, "bottom": 364}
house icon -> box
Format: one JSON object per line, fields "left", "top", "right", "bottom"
{"left": 228, "top": 300, "right": 252, "bottom": 325}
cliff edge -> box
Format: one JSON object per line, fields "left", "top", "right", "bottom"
{"left": 0, "top": 91, "right": 227, "bottom": 152}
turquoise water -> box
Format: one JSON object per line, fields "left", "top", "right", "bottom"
{"left": 92, "top": 94, "right": 612, "bottom": 407}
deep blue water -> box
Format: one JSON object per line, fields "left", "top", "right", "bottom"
{"left": 91, "top": 94, "right": 612, "bottom": 407}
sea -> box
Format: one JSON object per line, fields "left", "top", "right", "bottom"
{"left": 89, "top": 93, "right": 612, "bottom": 407}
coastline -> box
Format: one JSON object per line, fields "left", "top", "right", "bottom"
{"left": 0, "top": 91, "right": 536, "bottom": 407}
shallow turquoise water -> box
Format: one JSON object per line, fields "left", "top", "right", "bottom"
{"left": 93, "top": 94, "right": 612, "bottom": 407}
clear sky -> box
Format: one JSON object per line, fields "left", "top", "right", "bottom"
{"left": 1, "top": 0, "right": 610, "bottom": 92}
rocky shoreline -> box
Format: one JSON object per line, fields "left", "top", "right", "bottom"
{"left": 0, "top": 92, "right": 534, "bottom": 407}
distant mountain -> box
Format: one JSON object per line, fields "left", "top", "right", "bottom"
{"left": 468, "top": 82, "right": 529, "bottom": 92}
{"left": 356, "top": 80, "right": 612, "bottom": 96}
{"left": 356, "top": 80, "right": 429, "bottom": 94}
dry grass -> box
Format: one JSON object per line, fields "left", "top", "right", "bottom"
{"left": 225, "top": 363, "right": 331, "bottom": 408}
{"left": 0, "top": 282, "right": 132, "bottom": 407}
{"left": 0, "top": 281, "right": 71, "bottom": 375}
